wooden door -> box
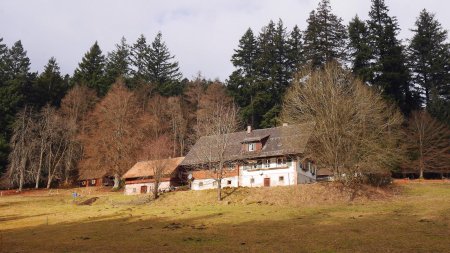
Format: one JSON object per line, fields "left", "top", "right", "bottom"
{"left": 264, "top": 178, "right": 270, "bottom": 187}
{"left": 140, "top": 185, "right": 148, "bottom": 194}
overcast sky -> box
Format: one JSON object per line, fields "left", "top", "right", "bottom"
{"left": 1, "top": 0, "right": 449, "bottom": 81}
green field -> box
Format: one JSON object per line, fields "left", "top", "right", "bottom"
{"left": 0, "top": 182, "right": 449, "bottom": 253}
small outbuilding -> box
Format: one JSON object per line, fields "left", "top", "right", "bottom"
{"left": 122, "top": 157, "right": 185, "bottom": 195}
{"left": 78, "top": 170, "right": 114, "bottom": 187}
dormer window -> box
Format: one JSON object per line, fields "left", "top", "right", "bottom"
{"left": 242, "top": 135, "right": 268, "bottom": 152}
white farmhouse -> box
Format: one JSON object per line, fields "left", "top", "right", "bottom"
{"left": 181, "top": 122, "right": 325, "bottom": 190}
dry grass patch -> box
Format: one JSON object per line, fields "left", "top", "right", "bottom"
{"left": 0, "top": 182, "right": 449, "bottom": 253}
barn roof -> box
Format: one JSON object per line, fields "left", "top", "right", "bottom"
{"left": 122, "top": 157, "right": 185, "bottom": 179}
{"left": 181, "top": 122, "right": 315, "bottom": 166}
{"left": 78, "top": 169, "right": 109, "bottom": 180}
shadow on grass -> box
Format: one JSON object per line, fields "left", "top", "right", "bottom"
{"left": 0, "top": 213, "right": 55, "bottom": 223}
{"left": 222, "top": 187, "right": 237, "bottom": 200}
{"left": 1, "top": 207, "right": 449, "bottom": 253}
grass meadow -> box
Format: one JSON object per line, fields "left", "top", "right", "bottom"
{"left": 0, "top": 181, "right": 449, "bottom": 253}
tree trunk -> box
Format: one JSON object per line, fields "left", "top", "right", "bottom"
{"left": 46, "top": 174, "right": 53, "bottom": 189}
{"left": 35, "top": 146, "right": 44, "bottom": 189}
{"left": 153, "top": 181, "right": 159, "bottom": 199}
{"left": 217, "top": 179, "right": 222, "bottom": 201}
{"left": 64, "top": 147, "right": 73, "bottom": 185}
{"left": 419, "top": 159, "right": 424, "bottom": 179}
{"left": 18, "top": 170, "right": 24, "bottom": 192}
{"left": 113, "top": 174, "right": 120, "bottom": 189}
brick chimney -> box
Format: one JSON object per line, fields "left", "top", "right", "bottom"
{"left": 247, "top": 125, "right": 252, "bottom": 134}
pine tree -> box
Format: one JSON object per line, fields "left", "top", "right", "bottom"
{"left": 367, "top": 0, "right": 418, "bottom": 113}
{"left": 0, "top": 38, "right": 9, "bottom": 81}
{"left": 273, "top": 19, "right": 291, "bottom": 93}
{"left": 348, "top": 15, "right": 372, "bottom": 82}
{"left": 73, "top": 41, "right": 107, "bottom": 96}
{"left": 303, "top": 0, "right": 347, "bottom": 68}
{"left": 287, "top": 25, "right": 304, "bottom": 73}
{"left": 408, "top": 9, "right": 450, "bottom": 107}
{"left": 253, "top": 20, "right": 279, "bottom": 128}
{"left": 32, "top": 57, "right": 67, "bottom": 107}
{"left": 105, "top": 37, "right": 130, "bottom": 88}
{"left": 8, "top": 40, "right": 30, "bottom": 79}
{"left": 2, "top": 40, "right": 32, "bottom": 125}
{"left": 428, "top": 88, "right": 450, "bottom": 125}
{"left": 228, "top": 20, "right": 296, "bottom": 128}
{"left": 231, "top": 28, "right": 258, "bottom": 77}
{"left": 228, "top": 28, "right": 258, "bottom": 109}
{"left": 148, "top": 32, "right": 183, "bottom": 96}
{"left": 130, "top": 34, "right": 151, "bottom": 83}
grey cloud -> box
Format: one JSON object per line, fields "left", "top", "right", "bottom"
{"left": 0, "top": 0, "right": 448, "bottom": 81}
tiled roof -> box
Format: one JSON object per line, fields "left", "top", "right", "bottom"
{"left": 181, "top": 122, "right": 315, "bottom": 166}
{"left": 122, "top": 157, "right": 185, "bottom": 179}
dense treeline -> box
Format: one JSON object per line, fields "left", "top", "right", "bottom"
{"left": 229, "top": 0, "right": 449, "bottom": 128}
{"left": 1, "top": 0, "right": 449, "bottom": 188}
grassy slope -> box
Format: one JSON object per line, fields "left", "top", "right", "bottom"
{"left": 0, "top": 182, "right": 449, "bottom": 253}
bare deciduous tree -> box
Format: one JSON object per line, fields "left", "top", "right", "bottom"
{"left": 43, "top": 108, "right": 70, "bottom": 189}
{"left": 167, "top": 97, "right": 187, "bottom": 157}
{"left": 60, "top": 85, "right": 97, "bottom": 185}
{"left": 80, "top": 81, "right": 146, "bottom": 189}
{"left": 404, "top": 110, "right": 450, "bottom": 178}
{"left": 140, "top": 135, "right": 173, "bottom": 199}
{"left": 8, "top": 106, "right": 35, "bottom": 191}
{"left": 282, "top": 63, "right": 404, "bottom": 186}
{"left": 194, "top": 102, "right": 239, "bottom": 201}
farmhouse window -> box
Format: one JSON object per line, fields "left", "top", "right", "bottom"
{"left": 265, "top": 159, "right": 270, "bottom": 168}
{"left": 248, "top": 143, "right": 256, "bottom": 151}
{"left": 82, "top": 181, "right": 86, "bottom": 185}
{"left": 199, "top": 182, "right": 204, "bottom": 187}
{"left": 227, "top": 180, "right": 232, "bottom": 185}
{"left": 277, "top": 158, "right": 286, "bottom": 166}
{"left": 250, "top": 178, "right": 255, "bottom": 184}
{"left": 253, "top": 160, "right": 262, "bottom": 169}
{"left": 132, "top": 188, "right": 136, "bottom": 193}
{"left": 287, "top": 157, "right": 293, "bottom": 166}
{"left": 91, "top": 179, "right": 96, "bottom": 185}
{"left": 279, "top": 176, "right": 284, "bottom": 183}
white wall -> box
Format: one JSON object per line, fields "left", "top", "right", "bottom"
{"left": 297, "top": 160, "right": 317, "bottom": 184}
{"left": 239, "top": 159, "right": 297, "bottom": 187}
{"left": 189, "top": 156, "right": 319, "bottom": 190}
{"left": 191, "top": 176, "right": 238, "bottom": 191}
{"left": 124, "top": 181, "right": 171, "bottom": 195}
